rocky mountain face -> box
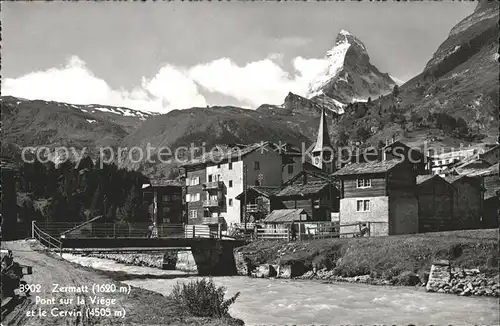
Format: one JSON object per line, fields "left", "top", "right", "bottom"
{"left": 332, "top": 0, "right": 499, "bottom": 147}
{"left": 307, "top": 30, "right": 396, "bottom": 104}
{"left": 397, "top": 0, "right": 499, "bottom": 136}
{"left": 0, "top": 96, "right": 157, "bottom": 160}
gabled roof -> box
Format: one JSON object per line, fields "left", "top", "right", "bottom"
{"left": 235, "top": 186, "right": 281, "bottom": 200}
{"left": 416, "top": 175, "right": 454, "bottom": 191}
{"left": 332, "top": 159, "right": 402, "bottom": 176}
{"left": 275, "top": 182, "right": 329, "bottom": 197}
{"left": 416, "top": 175, "right": 436, "bottom": 185}
{"left": 262, "top": 208, "right": 306, "bottom": 223}
{"left": 443, "top": 175, "right": 485, "bottom": 191}
{"left": 180, "top": 141, "right": 290, "bottom": 167}
{"left": 283, "top": 169, "right": 332, "bottom": 186}
{"left": 149, "top": 179, "right": 183, "bottom": 187}
{"left": 457, "top": 163, "right": 499, "bottom": 177}
{"left": 383, "top": 141, "right": 429, "bottom": 159}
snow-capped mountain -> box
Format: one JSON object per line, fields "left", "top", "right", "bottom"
{"left": 307, "top": 29, "right": 396, "bottom": 104}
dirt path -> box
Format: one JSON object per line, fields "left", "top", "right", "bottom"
{"left": 1, "top": 240, "right": 243, "bottom": 326}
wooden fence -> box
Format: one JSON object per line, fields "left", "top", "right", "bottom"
{"left": 254, "top": 221, "right": 374, "bottom": 241}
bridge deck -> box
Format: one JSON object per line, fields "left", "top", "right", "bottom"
{"left": 60, "top": 237, "right": 246, "bottom": 249}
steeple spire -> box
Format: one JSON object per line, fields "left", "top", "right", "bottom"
{"left": 312, "top": 106, "right": 332, "bottom": 153}
{"left": 311, "top": 106, "right": 334, "bottom": 173}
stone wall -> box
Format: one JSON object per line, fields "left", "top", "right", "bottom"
{"left": 89, "top": 253, "right": 164, "bottom": 269}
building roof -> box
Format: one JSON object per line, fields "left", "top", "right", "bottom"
{"left": 262, "top": 208, "right": 306, "bottom": 223}
{"left": 332, "top": 159, "right": 401, "bottom": 176}
{"left": 458, "top": 163, "right": 499, "bottom": 177}
{"left": 383, "top": 141, "right": 429, "bottom": 159}
{"left": 484, "top": 188, "right": 500, "bottom": 200}
{"left": 149, "top": 179, "right": 183, "bottom": 187}
{"left": 235, "top": 186, "right": 281, "bottom": 200}
{"left": 311, "top": 107, "right": 333, "bottom": 153}
{"left": 275, "top": 182, "right": 329, "bottom": 197}
{"left": 180, "top": 141, "right": 291, "bottom": 168}
{"left": 416, "top": 175, "right": 436, "bottom": 185}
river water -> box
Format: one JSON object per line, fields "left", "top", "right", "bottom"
{"left": 64, "top": 254, "right": 499, "bottom": 325}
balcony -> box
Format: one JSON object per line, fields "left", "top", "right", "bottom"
{"left": 202, "top": 216, "right": 225, "bottom": 225}
{"left": 203, "top": 199, "right": 221, "bottom": 208}
{"left": 246, "top": 204, "right": 260, "bottom": 213}
{"left": 202, "top": 181, "right": 223, "bottom": 191}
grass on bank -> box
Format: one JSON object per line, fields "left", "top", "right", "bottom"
{"left": 237, "top": 229, "right": 499, "bottom": 284}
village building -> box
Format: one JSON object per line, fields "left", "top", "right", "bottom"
{"left": 416, "top": 175, "right": 455, "bottom": 233}
{"left": 454, "top": 163, "right": 499, "bottom": 228}
{"left": 142, "top": 179, "right": 184, "bottom": 224}
{"left": 429, "top": 146, "right": 484, "bottom": 176}
{"left": 478, "top": 144, "right": 499, "bottom": 165}
{"left": 235, "top": 169, "right": 340, "bottom": 223}
{"left": 180, "top": 142, "right": 305, "bottom": 227}
{"left": 443, "top": 175, "right": 484, "bottom": 230}
{"left": 382, "top": 141, "right": 431, "bottom": 175}
{"left": 332, "top": 160, "right": 419, "bottom": 236}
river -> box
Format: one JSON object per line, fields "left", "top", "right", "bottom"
{"left": 64, "top": 254, "right": 499, "bottom": 325}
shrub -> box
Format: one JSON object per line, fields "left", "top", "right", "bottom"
{"left": 395, "top": 271, "right": 421, "bottom": 286}
{"left": 170, "top": 278, "right": 240, "bottom": 318}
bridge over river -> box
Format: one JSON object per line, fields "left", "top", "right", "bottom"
{"left": 32, "top": 221, "right": 246, "bottom": 275}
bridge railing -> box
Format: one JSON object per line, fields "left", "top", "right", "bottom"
{"left": 32, "top": 221, "right": 63, "bottom": 255}
{"left": 35, "top": 221, "right": 221, "bottom": 239}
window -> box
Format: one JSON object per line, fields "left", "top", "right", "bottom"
{"left": 229, "top": 180, "right": 233, "bottom": 188}
{"left": 228, "top": 199, "right": 233, "bottom": 206}
{"left": 185, "top": 178, "right": 190, "bottom": 186}
{"left": 193, "top": 177, "right": 200, "bottom": 185}
{"left": 288, "top": 164, "right": 294, "bottom": 174}
{"left": 255, "top": 179, "right": 261, "bottom": 186}
{"left": 194, "top": 193, "right": 200, "bottom": 201}
{"left": 208, "top": 174, "right": 213, "bottom": 182}
{"left": 356, "top": 199, "right": 370, "bottom": 212}
{"left": 217, "top": 164, "right": 221, "bottom": 169}
{"left": 189, "top": 210, "right": 198, "bottom": 219}
{"left": 186, "top": 194, "right": 191, "bottom": 202}
{"left": 162, "top": 195, "right": 171, "bottom": 202}
{"left": 229, "top": 162, "right": 233, "bottom": 170}
{"left": 356, "top": 179, "right": 371, "bottom": 188}
{"left": 254, "top": 161, "right": 260, "bottom": 170}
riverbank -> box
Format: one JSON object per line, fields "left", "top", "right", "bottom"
{"left": 1, "top": 240, "right": 243, "bottom": 326}
{"left": 235, "top": 229, "right": 499, "bottom": 297}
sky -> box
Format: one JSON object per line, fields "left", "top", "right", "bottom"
{"left": 2, "top": 1, "right": 476, "bottom": 113}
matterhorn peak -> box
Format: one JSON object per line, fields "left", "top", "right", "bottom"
{"left": 306, "top": 29, "right": 395, "bottom": 104}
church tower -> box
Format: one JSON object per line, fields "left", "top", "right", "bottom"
{"left": 311, "top": 106, "right": 334, "bottom": 173}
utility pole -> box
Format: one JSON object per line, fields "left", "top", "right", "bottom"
{"left": 243, "top": 164, "right": 247, "bottom": 230}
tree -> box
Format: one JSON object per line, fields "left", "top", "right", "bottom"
{"left": 392, "top": 85, "right": 400, "bottom": 98}
{"left": 117, "top": 185, "right": 142, "bottom": 223}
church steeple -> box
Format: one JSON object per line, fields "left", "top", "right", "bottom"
{"left": 311, "top": 106, "right": 334, "bottom": 173}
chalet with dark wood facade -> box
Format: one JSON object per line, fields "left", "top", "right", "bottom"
{"left": 272, "top": 170, "right": 339, "bottom": 221}
{"left": 333, "top": 160, "right": 418, "bottom": 236}
{"left": 235, "top": 169, "right": 339, "bottom": 222}
{"left": 443, "top": 175, "right": 484, "bottom": 230}
{"left": 382, "top": 141, "right": 431, "bottom": 175}
{"left": 416, "top": 175, "right": 454, "bottom": 232}
{"left": 142, "top": 179, "right": 184, "bottom": 224}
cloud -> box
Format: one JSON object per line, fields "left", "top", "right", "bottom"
{"left": 3, "top": 53, "right": 331, "bottom": 111}
{"left": 188, "top": 56, "right": 329, "bottom": 107}
{"left": 2, "top": 55, "right": 207, "bottom": 113}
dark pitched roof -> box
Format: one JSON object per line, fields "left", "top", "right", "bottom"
{"left": 332, "top": 159, "right": 401, "bottom": 176}
{"left": 484, "top": 188, "right": 500, "bottom": 200}
{"left": 416, "top": 175, "right": 436, "bottom": 185}
{"left": 276, "top": 182, "right": 329, "bottom": 197}
{"left": 149, "top": 179, "right": 183, "bottom": 187}
{"left": 235, "top": 186, "right": 280, "bottom": 200}
{"left": 262, "top": 209, "right": 306, "bottom": 223}
{"left": 180, "top": 141, "right": 292, "bottom": 167}
{"left": 458, "top": 163, "right": 499, "bottom": 177}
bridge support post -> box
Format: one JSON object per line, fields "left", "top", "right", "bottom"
{"left": 192, "top": 225, "right": 196, "bottom": 238}
{"left": 218, "top": 223, "right": 222, "bottom": 239}
{"left": 32, "top": 220, "right": 36, "bottom": 238}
